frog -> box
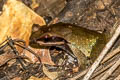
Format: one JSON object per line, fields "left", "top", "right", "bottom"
{"left": 30, "top": 23, "right": 107, "bottom": 69}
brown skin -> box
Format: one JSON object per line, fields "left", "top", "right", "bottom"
{"left": 30, "top": 23, "right": 106, "bottom": 69}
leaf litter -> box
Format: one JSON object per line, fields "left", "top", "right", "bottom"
{"left": 0, "top": 0, "right": 120, "bottom": 80}
{"left": 0, "top": 0, "right": 79, "bottom": 80}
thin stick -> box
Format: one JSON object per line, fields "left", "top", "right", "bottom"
{"left": 69, "top": 46, "right": 120, "bottom": 80}
{"left": 68, "top": 69, "right": 88, "bottom": 80}
{"left": 7, "top": 37, "right": 27, "bottom": 70}
{"left": 15, "top": 43, "right": 41, "bottom": 63}
{"left": 115, "top": 74, "right": 120, "bottom": 80}
{"left": 91, "top": 60, "right": 116, "bottom": 79}
{"left": 0, "top": 52, "right": 15, "bottom": 66}
{"left": 101, "top": 46, "right": 120, "bottom": 63}
{"left": 83, "top": 25, "right": 120, "bottom": 80}
{"left": 100, "top": 57, "right": 120, "bottom": 80}
{"left": 68, "top": 57, "right": 116, "bottom": 80}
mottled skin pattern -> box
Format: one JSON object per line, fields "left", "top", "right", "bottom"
{"left": 30, "top": 23, "right": 106, "bottom": 68}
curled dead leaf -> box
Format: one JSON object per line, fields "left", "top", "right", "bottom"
{"left": 12, "top": 77, "right": 22, "bottom": 80}
{"left": 0, "top": 0, "right": 46, "bottom": 65}
{"left": 0, "top": 50, "right": 16, "bottom": 66}
{"left": 28, "top": 76, "right": 50, "bottom": 80}
{"left": 0, "top": 0, "right": 46, "bottom": 46}
{"left": 43, "top": 65, "right": 59, "bottom": 80}
{"left": 24, "top": 47, "right": 55, "bottom": 65}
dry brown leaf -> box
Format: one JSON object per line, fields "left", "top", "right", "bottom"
{"left": 0, "top": 51, "right": 16, "bottom": 66}
{"left": 43, "top": 65, "right": 59, "bottom": 80}
{"left": 28, "top": 76, "right": 50, "bottom": 80}
{"left": 72, "top": 67, "right": 79, "bottom": 73}
{"left": 31, "top": 0, "right": 39, "bottom": 9}
{"left": 0, "top": 0, "right": 46, "bottom": 46}
{"left": 24, "top": 47, "right": 55, "bottom": 65}
{"left": 36, "top": 48, "right": 55, "bottom": 65}
{"left": 0, "top": 0, "right": 46, "bottom": 64}
{"left": 12, "top": 77, "right": 22, "bottom": 80}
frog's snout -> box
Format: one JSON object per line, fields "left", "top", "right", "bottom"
{"left": 30, "top": 33, "right": 78, "bottom": 61}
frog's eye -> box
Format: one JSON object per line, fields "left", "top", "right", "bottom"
{"left": 44, "top": 34, "right": 50, "bottom": 39}
{"left": 36, "top": 35, "right": 50, "bottom": 42}
{"left": 37, "top": 34, "right": 68, "bottom": 43}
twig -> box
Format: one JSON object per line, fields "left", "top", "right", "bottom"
{"left": 15, "top": 43, "right": 41, "bottom": 63}
{"left": 91, "top": 60, "right": 116, "bottom": 79}
{"left": 101, "top": 46, "right": 120, "bottom": 63}
{"left": 0, "top": 37, "right": 43, "bottom": 70}
{"left": 7, "top": 37, "right": 27, "bottom": 70}
{"left": 0, "top": 43, "right": 9, "bottom": 51}
{"left": 68, "top": 69, "right": 89, "bottom": 80}
{"left": 0, "top": 51, "right": 29, "bottom": 66}
{"left": 83, "top": 25, "right": 120, "bottom": 80}
{"left": 0, "top": 38, "right": 8, "bottom": 46}
{"left": 100, "top": 57, "right": 120, "bottom": 80}
{"left": 0, "top": 52, "right": 15, "bottom": 66}
{"left": 92, "top": 70, "right": 106, "bottom": 80}
{"left": 115, "top": 74, "right": 120, "bottom": 80}
{"left": 69, "top": 57, "right": 116, "bottom": 80}
{"left": 92, "top": 53, "right": 120, "bottom": 79}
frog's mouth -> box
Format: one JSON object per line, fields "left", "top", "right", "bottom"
{"left": 30, "top": 32, "right": 68, "bottom": 46}
{"left": 30, "top": 33, "right": 77, "bottom": 60}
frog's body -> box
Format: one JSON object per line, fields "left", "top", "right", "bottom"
{"left": 30, "top": 23, "right": 107, "bottom": 68}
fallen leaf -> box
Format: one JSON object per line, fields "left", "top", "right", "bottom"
{"left": 31, "top": 0, "right": 39, "bottom": 9}
{"left": 0, "top": 51, "right": 16, "bottom": 66}
{"left": 34, "top": 0, "right": 66, "bottom": 19}
{"left": 23, "top": 47, "right": 55, "bottom": 65}
{"left": 0, "top": 0, "right": 46, "bottom": 63}
{"left": 12, "top": 77, "right": 22, "bottom": 80}
{"left": 0, "top": 49, "right": 28, "bottom": 66}
{"left": 28, "top": 76, "right": 50, "bottom": 80}
{"left": 0, "top": 0, "right": 46, "bottom": 46}
{"left": 37, "top": 48, "right": 55, "bottom": 65}
{"left": 72, "top": 67, "right": 79, "bottom": 73}
{"left": 43, "top": 65, "right": 59, "bottom": 80}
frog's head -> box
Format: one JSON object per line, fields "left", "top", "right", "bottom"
{"left": 30, "top": 32, "right": 68, "bottom": 45}
{"left": 30, "top": 32, "right": 78, "bottom": 61}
